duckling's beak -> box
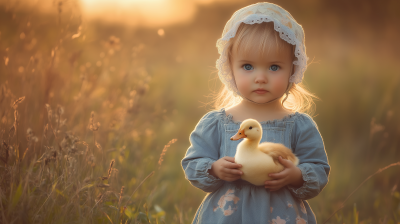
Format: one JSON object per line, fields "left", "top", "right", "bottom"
{"left": 230, "top": 128, "right": 247, "bottom": 141}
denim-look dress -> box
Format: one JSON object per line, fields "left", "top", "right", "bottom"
{"left": 181, "top": 108, "right": 330, "bottom": 224}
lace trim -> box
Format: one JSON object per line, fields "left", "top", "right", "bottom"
{"left": 218, "top": 108, "right": 299, "bottom": 125}
{"left": 287, "top": 163, "right": 313, "bottom": 199}
{"left": 204, "top": 159, "right": 219, "bottom": 181}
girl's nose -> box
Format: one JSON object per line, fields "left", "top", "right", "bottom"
{"left": 254, "top": 71, "right": 268, "bottom": 84}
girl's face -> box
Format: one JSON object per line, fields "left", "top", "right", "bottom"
{"left": 231, "top": 43, "right": 293, "bottom": 104}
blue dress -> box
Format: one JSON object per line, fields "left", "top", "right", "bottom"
{"left": 181, "top": 108, "right": 330, "bottom": 224}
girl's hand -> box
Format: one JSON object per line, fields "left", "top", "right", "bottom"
{"left": 208, "top": 156, "right": 243, "bottom": 182}
{"left": 264, "top": 156, "right": 304, "bottom": 191}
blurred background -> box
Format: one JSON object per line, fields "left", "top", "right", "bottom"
{"left": 0, "top": 0, "right": 399, "bottom": 223}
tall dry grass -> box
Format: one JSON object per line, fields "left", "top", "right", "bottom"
{"left": 0, "top": 89, "right": 177, "bottom": 223}
{"left": 0, "top": 1, "right": 181, "bottom": 223}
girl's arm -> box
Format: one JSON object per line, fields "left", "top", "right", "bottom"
{"left": 181, "top": 111, "right": 224, "bottom": 193}
{"left": 287, "top": 114, "right": 330, "bottom": 200}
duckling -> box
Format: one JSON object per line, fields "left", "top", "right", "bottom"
{"left": 231, "top": 119, "right": 299, "bottom": 186}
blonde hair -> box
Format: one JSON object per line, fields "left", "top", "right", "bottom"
{"left": 212, "top": 22, "right": 317, "bottom": 114}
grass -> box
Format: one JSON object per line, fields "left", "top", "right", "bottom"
{"left": 1, "top": 98, "right": 166, "bottom": 223}
{"left": 1, "top": 0, "right": 400, "bottom": 223}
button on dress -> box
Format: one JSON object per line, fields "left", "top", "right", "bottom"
{"left": 181, "top": 108, "right": 330, "bottom": 224}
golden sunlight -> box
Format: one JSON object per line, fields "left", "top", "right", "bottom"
{"left": 3, "top": 0, "right": 225, "bottom": 27}
{"left": 79, "top": 0, "right": 198, "bottom": 27}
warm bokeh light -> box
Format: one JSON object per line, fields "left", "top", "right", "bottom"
{"left": 79, "top": 0, "right": 197, "bottom": 27}
{"left": 157, "top": 29, "right": 165, "bottom": 36}
{"left": 2, "top": 0, "right": 230, "bottom": 27}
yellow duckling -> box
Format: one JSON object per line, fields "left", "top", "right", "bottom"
{"left": 231, "top": 119, "right": 299, "bottom": 186}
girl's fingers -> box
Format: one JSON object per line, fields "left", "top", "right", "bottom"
{"left": 268, "top": 170, "right": 286, "bottom": 179}
{"left": 269, "top": 166, "right": 292, "bottom": 178}
{"left": 224, "top": 161, "right": 242, "bottom": 169}
{"left": 265, "top": 179, "right": 285, "bottom": 187}
{"left": 224, "top": 156, "right": 236, "bottom": 163}
{"left": 223, "top": 168, "right": 243, "bottom": 175}
{"left": 278, "top": 156, "right": 294, "bottom": 168}
{"left": 223, "top": 157, "right": 242, "bottom": 168}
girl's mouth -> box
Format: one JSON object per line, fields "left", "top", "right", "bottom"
{"left": 254, "top": 90, "right": 268, "bottom": 94}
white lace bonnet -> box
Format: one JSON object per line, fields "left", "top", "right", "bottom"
{"left": 216, "top": 2, "right": 307, "bottom": 96}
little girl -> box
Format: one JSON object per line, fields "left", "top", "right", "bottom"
{"left": 182, "top": 2, "right": 330, "bottom": 223}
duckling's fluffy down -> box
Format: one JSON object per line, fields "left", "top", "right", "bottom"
{"left": 235, "top": 142, "right": 299, "bottom": 186}
{"left": 259, "top": 142, "right": 299, "bottom": 166}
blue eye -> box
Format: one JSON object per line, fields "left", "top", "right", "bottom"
{"left": 270, "top": 65, "right": 279, "bottom": 71}
{"left": 243, "top": 64, "right": 253, "bottom": 71}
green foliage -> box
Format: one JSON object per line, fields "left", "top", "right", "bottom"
{"left": 10, "top": 183, "right": 22, "bottom": 211}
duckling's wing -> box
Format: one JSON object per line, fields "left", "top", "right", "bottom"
{"left": 258, "top": 143, "right": 299, "bottom": 165}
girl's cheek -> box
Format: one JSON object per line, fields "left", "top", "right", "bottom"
{"left": 236, "top": 79, "right": 250, "bottom": 91}
{"left": 235, "top": 74, "right": 250, "bottom": 88}
{"left": 271, "top": 76, "right": 289, "bottom": 92}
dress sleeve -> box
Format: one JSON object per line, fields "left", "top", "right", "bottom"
{"left": 287, "top": 114, "right": 330, "bottom": 200}
{"left": 181, "top": 111, "right": 224, "bottom": 193}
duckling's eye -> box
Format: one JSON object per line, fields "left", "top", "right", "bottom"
{"left": 249, "top": 126, "right": 252, "bottom": 130}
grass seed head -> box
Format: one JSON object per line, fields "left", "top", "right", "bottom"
{"left": 89, "top": 111, "right": 100, "bottom": 131}
{"left": 87, "top": 154, "right": 95, "bottom": 165}
{"left": 158, "top": 139, "right": 177, "bottom": 169}
{"left": 27, "top": 128, "right": 33, "bottom": 136}
{"left": 118, "top": 186, "right": 125, "bottom": 205}
{"left": 32, "top": 136, "right": 38, "bottom": 142}
{"left": 83, "top": 176, "right": 92, "bottom": 183}
{"left": 14, "top": 110, "right": 18, "bottom": 125}
{"left": 13, "top": 110, "right": 18, "bottom": 136}
{"left": 95, "top": 193, "right": 105, "bottom": 204}
{"left": 95, "top": 141, "right": 102, "bottom": 152}
{"left": 96, "top": 183, "right": 110, "bottom": 188}
{"left": 57, "top": 105, "right": 64, "bottom": 116}
{"left": 12, "top": 96, "right": 25, "bottom": 109}
{"left": 43, "top": 124, "right": 49, "bottom": 139}
{"left": 61, "top": 132, "right": 80, "bottom": 154}
{"left": 26, "top": 128, "right": 38, "bottom": 145}
{"left": 45, "top": 104, "right": 52, "bottom": 122}
{"left": 108, "top": 160, "right": 115, "bottom": 178}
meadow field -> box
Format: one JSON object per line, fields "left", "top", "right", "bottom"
{"left": 0, "top": 0, "right": 400, "bottom": 223}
